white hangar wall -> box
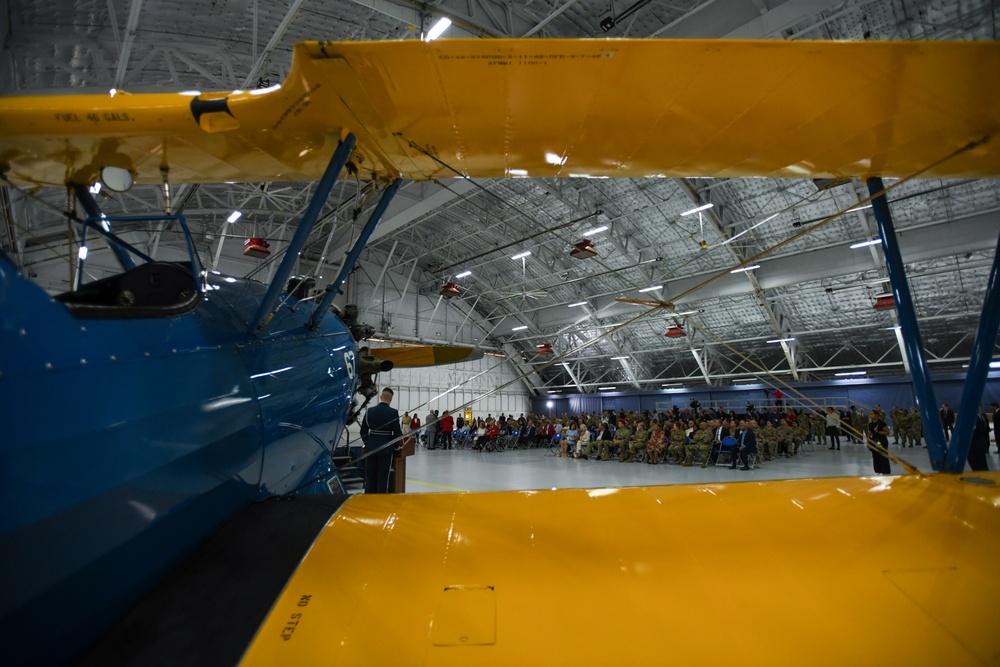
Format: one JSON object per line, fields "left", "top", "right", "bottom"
{"left": 378, "top": 355, "right": 530, "bottom": 422}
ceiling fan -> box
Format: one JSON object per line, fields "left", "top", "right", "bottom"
{"left": 498, "top": 256, "right": 548, "bottom": 306}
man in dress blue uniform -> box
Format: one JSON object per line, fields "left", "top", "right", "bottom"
{"left": 360, "top": 387, "right": 403, "bottom": 494}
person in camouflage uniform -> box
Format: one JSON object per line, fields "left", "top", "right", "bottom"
{"left": 890, "top": 406, "right": 903, "bottom": 445}
{"left": 667, "top": 422, "right": 687, "bottom": 463}
{"left": 903, "top": 406, "right": 922, "bottom": 447}
{"left": 850, "top": 408, "right": 867, "bottom": 444}
{"left": 791, "top": 420, "right": 807, "bottom": 455}
{"left": 811, "top": 410, "right": 827, "bottom": 447}
{"left": 776, "top": 419, "right": 794, "bottom": 457}
{"left": 622, "top": 422, "right": 648, "bottom": 462}
{"left": 759, "top": 421, "right": 777, "bottom": 461}
{"left": 608, "top": 422, "right": 632, "bottom": 461}
{"left": 895, "top": 409, "right": 910, "bottom": 447}
{"left": 684, "top": 422, "right": 713, "bottom": 468}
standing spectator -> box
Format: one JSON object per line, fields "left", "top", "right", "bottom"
{"left": 867, "top": 410, "right": 891, "bottom": 475}
{"left": 425, "top": 409, "right": 438, "bottom": 450}
{"left": 968, "top": 406, "right": 991, "bottom": 471}
{"left": 940, "top": 403, "right": 955, "bottom": 441}
{"left": 439, "top": 410, "right": 454, "bottom": 450}
{"left": 826, "top": 407, "right": 841, "bottom": 450}
{"left": 773, "top": 388, "right": 784, "bottom": 408}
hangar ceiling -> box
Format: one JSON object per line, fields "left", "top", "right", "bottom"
{"left": 2, "top": 0, "right": 998, "bottom": 397}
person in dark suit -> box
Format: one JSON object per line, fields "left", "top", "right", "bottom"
{"left": 730, "top": 420, "right": 758, "bottom": 470}
{"left": 360, "top": 387, "right": 403, "bottom": 494}
{"left": 968, "top": 406, "right": 991, "bottom": 472}
{"left": 710, "top": 419, "right": 731, "bottom": 465}
{"left": 867, "top": 410, "right": 892, "bottom": 475}
{"left": 940, "top": 403, "right": 955, "bottom": 441}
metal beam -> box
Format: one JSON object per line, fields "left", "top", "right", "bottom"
{"left": 867, "top": 177, "right": 947, "bottom": 470}
{"left": 113, "top": 0, "right": 144, "bottom": 88}
{"left": 241, "top": 0, "right": 306, "bottom": 88}
{"left": 947, "top": 229, "right": 1000, "bottom": 471}
{"left": 561, "top": 361, "right": 586, "bottom": 393}
{"left": 521, "top": 0, "right": 580, "bottom": 37}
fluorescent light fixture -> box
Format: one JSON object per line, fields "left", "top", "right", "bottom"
{"left": 545, "top": 152, "right": 567, "bottom": 166}
{"left": 547, "top": 390, "right": 561, "bottom": 394}
{"left": 671, "top": 310, "right": 698, "bottom": 317}
{"left": 455, "top": 270, "right": 472, "bottom": 278}
{"left": 568, "top": 301, "right": 587, "bottom": 307}
{"left": 511, "top": 251, "right": 531, "bottom": 260}
{"left": 424, "top": 16, "right": 452, "bottom": 41}
{"left": 850, "top": 238, "right": 882, "bottom": 249}
{"left": 638, "top": 285, "right": 663, "bottom": 293}
{"left": 78, "top": 246, "right": 89, "bottom": 260}
{"left": 990, "top": 361, "right": 1000, "bottom": 369}
{"left": 610, "top": 356, "right": 629, "bottom": 361}
{"left": 681, "top": 203, "right": 714, "bottom": 216}
{"left": 582, "top": 225, "right": 609, "bottom": 236}
{"left": 883, "top": 326, "right": 901, "bottom": 331}
{"left": 835, "top": 371, "right": 867, "bottom": 376}
{"left": 89, "top": 182, "right": 102, "bottom": 195}
{"left": 730, "top": 264, "right": 760, "bottom": 273}
{"left": 512, "top": 325, "right": 528, "bottom": 331}
{"left": 661, "top": 383, "right": 681, "bottom": 387}
{"left": 847, "top": 203, "right": 873, "bottom": 213}
{"left": 226, "top": 211, "right": 242, "bottom": 223}
{"left": 598, "top": 386, "right": 617, "bottom": 391}
{"left": 766, "top": 337, "right": 795, "bottom": 344}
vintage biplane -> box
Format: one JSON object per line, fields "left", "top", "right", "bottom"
{"left": 2, "top": 38, "right": 1000, "bottom": 666}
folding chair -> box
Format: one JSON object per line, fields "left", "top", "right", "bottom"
{"left": 714, "top": 436, "right": 738, "bottom": 467}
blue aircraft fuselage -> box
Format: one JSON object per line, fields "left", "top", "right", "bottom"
{"left": 0, "top": 256, "right": 357, "bottom": 665}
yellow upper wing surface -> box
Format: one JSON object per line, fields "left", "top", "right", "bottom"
{"left": 240, "top": 472, "right": 1000, "bottom": 666}
{"left": 1, "top": 39, "right": 998, "bottom": 187}
{"left": 370, "top": 345, "right": 485, "bottom": 368}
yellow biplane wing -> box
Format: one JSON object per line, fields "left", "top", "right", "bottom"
{"left": 370, "top": 345, "right": 485, "bottom": 368}
{"left": 2, "top": 39, "right": 999, "bottom": 187}
{"left": 241, "top": 472, "right": 1000, "bottom": 665}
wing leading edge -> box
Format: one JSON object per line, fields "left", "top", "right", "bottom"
{"left": 1, "top": 39, "right": 998, "bottom": 187}
{"left": 240, "top": 472, "right": 1000, "bottom": 666}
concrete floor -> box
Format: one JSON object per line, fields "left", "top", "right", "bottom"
{"left": 403, "top": 439, "right": 1000, "bottom": 493}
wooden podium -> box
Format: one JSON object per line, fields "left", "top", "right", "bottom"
{"left": 392, "top": 436, "right": 416, "bottom": 493}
